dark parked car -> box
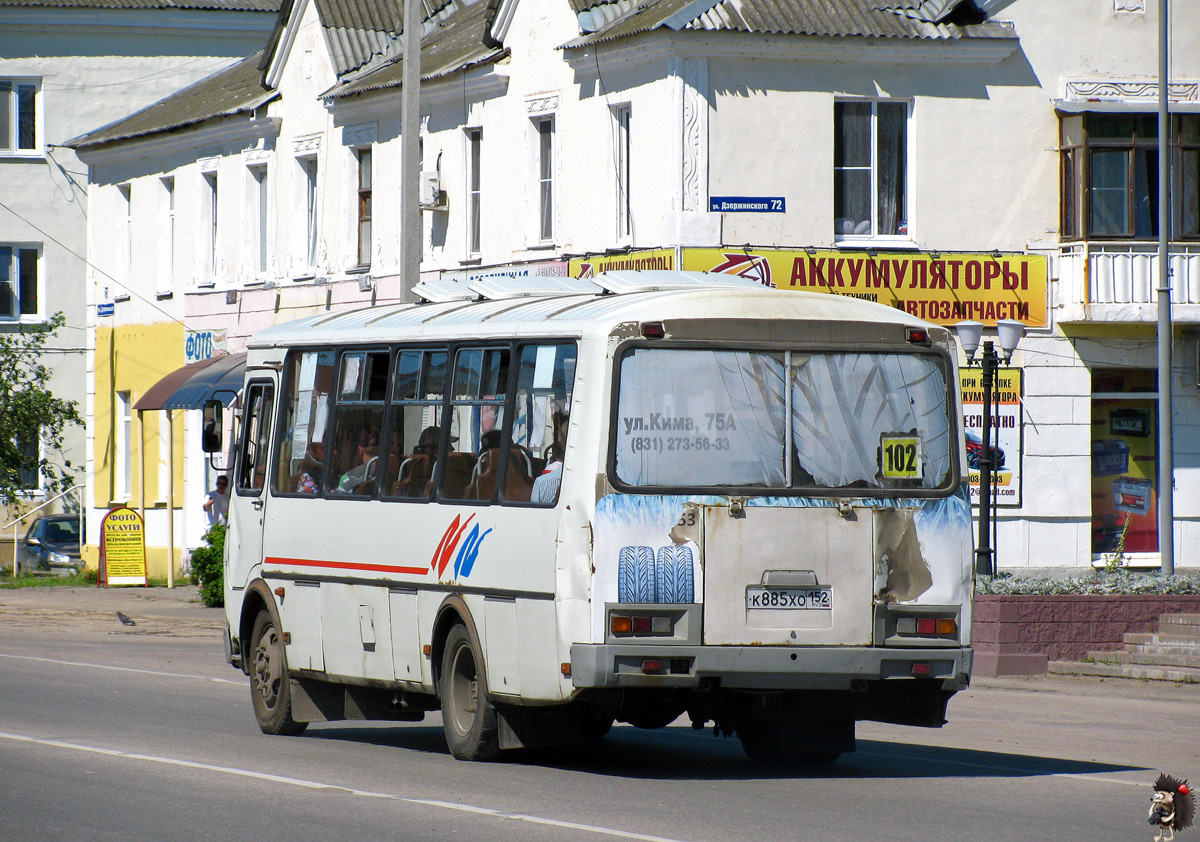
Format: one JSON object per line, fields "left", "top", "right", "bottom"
{"left": 20, "top": 515, "right": 82, "bottom": 574}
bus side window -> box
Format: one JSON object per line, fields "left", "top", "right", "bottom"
{"left": 382, "top": 349, "right": 446, "bottom": 500}
{"left": 238, "top": 381, "right": 275, "bottom": 494}
{"left": 272, "top": 350, "right": 335, "bottom": 496}
{"left": 326, "top": 350, "right": 390, "bottom": 497}
{"left": 506, "top": 342, "right": 576, "bottom": 506}
{"left": 442, "top": 347, "right": 509, "bottom": 503}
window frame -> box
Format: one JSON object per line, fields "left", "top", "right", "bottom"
{"left": 833, "top": 98, "right": 911, "bottom": 244}
{"left": 114, "top": 390, "right": 132, "bottom": 501}
{"left": 533, "top": 116, "right": 555, "bottom": 245}
{"left": 0, "top": 78, "right": 39, "bottom": 155}
{"left": 299, "top": 155, "right": 320, "bottom": 272}
{"left": 268, "top": 340, "right": 579, "bottom": 508}
{"left": 612, "top": 104, "right": 632, "bottom": 242}
{"left": 201, "top": 172, "right": 219, "bottom": 283}
{"left": 356, "top": 148, "right": 372, "bottom": 267}
{"left": 159, "top": 177, "right": 175, "bottom": 295}
{"left": 466, "top": 128, "right": 482, "bottom": 256}
{"left": 0, "top": 243, "right": 43, "bottom": 322}
{"left": 606, "top": 339, "right": 959, "bottom": 500}
{"left": 1060, "top": 112, "right": 1200, "bottom": 241}
{"left": 249, "top": 164, "right": 269, "bottom": 276}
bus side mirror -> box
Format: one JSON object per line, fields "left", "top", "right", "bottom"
{"left": 202, "top": 400, "right": 223, "bottom": 453}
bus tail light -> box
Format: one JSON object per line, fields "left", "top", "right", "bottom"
{"left": 905, "top": 327, "right": 930, "bottom": 345}
{"left": 611, "top": 614, "right": 672, "bottom": 635}
{"left": 896, "top": 616, "right": 957, "bottom": 637}
{"left": 641, "top": 659, "right": 665, "bottom": 674}
{"left": 911, "top": 663, "right": 933, "bottom": 676}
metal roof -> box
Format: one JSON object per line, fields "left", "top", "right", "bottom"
{"left": 65, "top": 51, "right": 276, "bottom": 150}
{"left": 315, "top": 0, "right": 404, "bottom": 75}
{"left": 0, "top": 0, "right": 278, "bottom": 9}
{"left": 323, "top": 0, "right": 503, "bottom": 98}
{"left": 563, "top": 0, "right": 1013, "bottom": 48}
{"left": 248, "top": 272, "right": 934, "bottom": 350}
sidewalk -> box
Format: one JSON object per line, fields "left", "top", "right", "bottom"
{"left": 0, "top": 584, "right": 225, "bottom": 634}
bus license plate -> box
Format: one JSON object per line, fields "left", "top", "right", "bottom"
{"left": 745, "top": 587, "right": 832, "bottom": 610}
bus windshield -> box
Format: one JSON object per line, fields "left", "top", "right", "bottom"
{"left": 614, "top": 348, "right": 954, "bottom": 492}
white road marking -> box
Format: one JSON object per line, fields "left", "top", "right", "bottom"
{"left": 0, "top": 652, "right": 244, "bottom": 686}
{"left": 0, "top": 731, "right": 694, "bottom": 842}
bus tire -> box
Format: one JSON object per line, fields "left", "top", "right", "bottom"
{"left": 439, "top": 624, "right": 501, "bottom": 761}
{"left": 617, "top": 546, "right": 656, "bottom": 603}
{"left": 249, "top": 611, "right": 307, "bottom": 737}
{"left": 656, "top": 545, "right": 694, "bottom": 603}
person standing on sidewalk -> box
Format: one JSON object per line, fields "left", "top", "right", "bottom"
{"left": 202, "top": 476, "right": 229, "bottom": 525}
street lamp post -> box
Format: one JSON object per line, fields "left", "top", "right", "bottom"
{"left": 955, "top": 319, "right": 1025, "bottom": 577}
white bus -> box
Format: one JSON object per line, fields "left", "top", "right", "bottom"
{"left": 219, "top": 271, "right": 975, "bottom": 763}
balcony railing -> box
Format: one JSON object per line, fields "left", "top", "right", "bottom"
{"left": 1058, "top": 243, "right": 1200, "bottom": 313}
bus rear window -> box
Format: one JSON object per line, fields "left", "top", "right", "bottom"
{"left": 613, "top": 348, "right": 953, "bottom": 492}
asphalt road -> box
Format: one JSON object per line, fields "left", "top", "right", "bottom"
{"left": 1, "top": 586, "right": 1197, "bottom": 842}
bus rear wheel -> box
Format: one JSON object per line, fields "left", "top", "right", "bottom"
{"left": 250, "top": 611, "right": 307, "bottom": 737}
{"left": 439, "top": 624, "right": 500, "bottom": 761}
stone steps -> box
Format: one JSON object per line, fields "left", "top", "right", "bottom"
{"left": 1047, "top": 612, "right": 1200, "bottom": 683}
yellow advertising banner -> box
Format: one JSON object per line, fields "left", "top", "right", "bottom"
{"left": 101, "top": 506, "right": 147, "bottom": 586}
{"left": 682, "top": 247, "right": 1047, "bottom": 328}
{"left": 569, "top": 249, "right": 675, "bottom": 278}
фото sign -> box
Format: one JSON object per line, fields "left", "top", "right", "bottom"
{"left": 959, "top": 367, "right": 1023, "bottom": 507}
{"left": 100, "top": 506, "right": 147, "bottom": 586}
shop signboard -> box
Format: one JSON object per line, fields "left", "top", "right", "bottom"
{"left": 100, "top": 506, "right": 147, "bottom": 587}
{"left": 682, "top": 247, "right": 1048, "bottom": 328}
{"left": 569, "top": 249, "right": 675, "bottom": 278}
{"left": 959, "top": 367, "right": 1023, "bottom": 507}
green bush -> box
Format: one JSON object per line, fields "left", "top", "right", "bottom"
{"left": 977, "top": 571, "right": 1200, "bottom": 596}
{"left": 191, "top": 524, "right": 225, "bottom": 607}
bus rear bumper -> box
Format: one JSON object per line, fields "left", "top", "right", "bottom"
{"left": 570, "top": 644, "right": 971, "bottom": 692}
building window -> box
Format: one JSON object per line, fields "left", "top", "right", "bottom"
{"left": 834, "top": 100, "right": 908, "bottom": 240}
{"left": 118, "top": 184, "right": 132, "bottom": 288}
{"left": 115, "top": 390, "right": 132, "bottom": 501}
{"left": 301, "top": 156, "right": 319, "bottom": 269}
{"left": 0, "top": 244, "right": 39, "bottom": 319}
{"left": 203, "top": 173, "right": 218, "bottom": 280}
{"left": 357, "top": 149, "right": 372, "bottom": 267}
{"left": 1061, "top": 112, "right": 1200, "bottom": 240}
{"left": 160, "top": 177, "right": 174, "bottom": 293}
{"left": 16, "top": 434, "right": 39, "bottom": 491}
{"left": 466, "top": 129, "right": 482, "bottom": 256}
{"left": 535, "top": 118, "right": 554, "bottom": 242}
{"left": 250, "top": 166, "right": 268, "bottom": 274}
{"left": 0, "top": 79, "right": 37, "bottom": 152}
{"left": 613, "top": 105, "right": 631, "bottom": 240}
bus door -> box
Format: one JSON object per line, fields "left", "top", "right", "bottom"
{"left": 228, "top": 378, "right": 276, "bottom": 589}
{"left": 699, "top": 500, "right": 875, "bottom": 647}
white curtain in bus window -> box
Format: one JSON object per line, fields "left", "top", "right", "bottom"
{"left": 615, "top": 349, "right": 786, "bottom": 487}
{"left": 790, "top": 354, "right": 951, "bottom": 489}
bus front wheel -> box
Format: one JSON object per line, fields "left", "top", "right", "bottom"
{"left": 249, "top": 611, "right": 307, "bottom": 737}
{"left": 439, "top": 624, "right": 500, "bottom": 761}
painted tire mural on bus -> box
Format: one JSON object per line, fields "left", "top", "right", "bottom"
{"left": 617, "top": 545, "right": 695, "bottom": 604}
{"left": 655, "top": 545, "right": 694, "bottom": 603}
{"left": 617, "top": 546, "right": 657, "bottom": 603}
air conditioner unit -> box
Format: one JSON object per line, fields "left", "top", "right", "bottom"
{"left": 419, "top": 171, "right": 446, "bottom": 210}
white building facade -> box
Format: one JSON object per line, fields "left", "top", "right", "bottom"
{"left": 0, "top": 0, "right": 278, "bottom": 536}
{"left": 71, "top": 0, "right": 1200, "bottom": 574}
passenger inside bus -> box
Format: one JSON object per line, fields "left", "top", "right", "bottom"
{"left": 392, "top": 425, "right": 441, "bottom": 498}
{"left": 294, "top": 442, "right": 323, "bottom": 494}
{"left": 336, "top": 440, "right": 378, "bottom": 494}
{"left": 531, "top": 399, "right": 569, "bottom": 504}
